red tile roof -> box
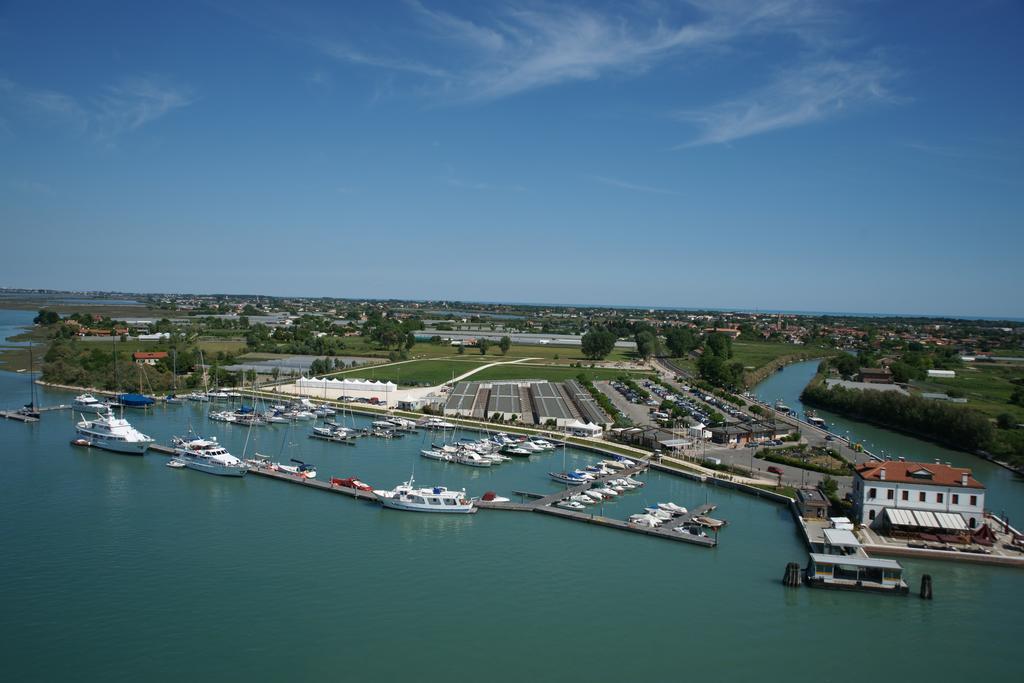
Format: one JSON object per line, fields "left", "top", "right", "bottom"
{"left": 132, "top": 352, "right": 168, "bottom": 360}
{"left": 855, "top": 461, "right": 984, "bottom": 489}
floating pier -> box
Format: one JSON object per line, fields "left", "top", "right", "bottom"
{"left": 483, "top": 464, "right": 721, "bottom": 548}
{"left": 1, "top": 404, "right": 70, "bottom": 423}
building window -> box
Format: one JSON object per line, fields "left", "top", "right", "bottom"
{"left": 868, "top": 488, "right": 877, "bottom": 500}
{"left": 937, "top": 493, "right": 944, "bottom": 503}
{"left": 970, "top": 495, "right": 977, "bottom": 507}
{"left": 887, "top": 489, "right": 894, "bottom": 500}
{"left": 869, "top": 509, "right": 876, "bottom": 521}
{"left": 901, "top": 490, "right": 909, "bottom": 501}
{"left": 919, "top": 492, "right": 926, "bottom": 502}
{"left": 952, "top": 494, "right": 959, "bottom": 504}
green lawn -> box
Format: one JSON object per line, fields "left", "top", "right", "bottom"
{"left": 731, "top": 341, "right": 831, "bottom": 369}
{"left": 910, "top": 363, "right": 1024, "bottom": 422}
{"left": 196, "top": 338, "right": 248, "bottom": 355}
{"left": 323, "top": 358, "right": 493, "bottom": 386}
{"left": 468, "top": 363, "right": 651, "bottom": 383}
{"left": 309, "top": 335, "right": 637, "bottom": 363}
{"left": 668, "top": 341, "right": 832, "bottom": 373}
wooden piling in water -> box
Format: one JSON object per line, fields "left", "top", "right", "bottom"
{"left": 783, "top": 562, "right": 802, "bottom": 587}
{"left": 920, "top": 573, "right": 933, "bottom": 600}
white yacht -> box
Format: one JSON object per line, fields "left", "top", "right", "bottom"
{"left": 72, "top": 393, "right": 111, "bottom": 413}
{"left": 75, "top": 409, "right": 154, "bottom": 455}
{"left": 172, "top": 436, "right": 247, "bottom": 477}
{"left": 373, "top": 478, "right": 474, "bottom": 513}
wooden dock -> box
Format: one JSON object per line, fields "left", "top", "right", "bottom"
{"left": 1, "top": 404, "right": 70, "bottom": 423}
{"left": 309, "top": 432, "right": 358, "bottom": 445}
{"left": 246, "top": 465, "right": 381, "bottom": 502}
{"left": 145, "top": 444, "right": 716, "bottom": 547}
{"left": 482, "top": 464, "right": 721, "bottom": 548}
{"left": 535, "top": 505, "right": 718, "bottom": 547}
{"left": 1, "top": 411, "right": 39, "bottom": 423}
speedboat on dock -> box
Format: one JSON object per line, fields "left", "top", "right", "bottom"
{"left": 274, "top": 459, "right": 317, "bottom": 478}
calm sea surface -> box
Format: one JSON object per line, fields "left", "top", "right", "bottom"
{"left": 0, "top": 312, "right": 1020, "bottom": 682}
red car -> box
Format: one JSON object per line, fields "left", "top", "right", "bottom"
{"left": 331, "top": 477, "right": 373, "bottom": 491}
{"left": 767, "top": 466, "right": 784, "bottom": 476}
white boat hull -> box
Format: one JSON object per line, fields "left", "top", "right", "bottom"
{"left": 378, "top": 497, "right": 474, "bottom": 513}
{"left": 75, "top": 428, "right": 151, "bottom": 455}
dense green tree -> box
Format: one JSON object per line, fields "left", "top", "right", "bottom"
{"left": 635, "top": 330, "right": 658, "bottom": 359}
{"left": 705, "top": 332, "right": 733, "bottom": 359}
{"left": 581, "top": 327, "right": 616, "bottom": 360}
{"left": 33, "top": 309, "right": 60, "bottom": 325}
{"left": 499, "top": 336, "right": 511, "bottom": 355}
{"left": 478, "top": 338, "right": 491, "bottom": 355}
{"left": 665, "top": 327, "right": 696, "bottom": 357}
{"left": 831, "top": 354, "right": 860, "bottom": 379}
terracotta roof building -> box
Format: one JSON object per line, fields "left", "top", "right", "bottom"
{"left": 853, "top": 460, "right": 986, "bottom": 529}
{"left": 132, "top": 351, "right": 168, "bottom": 365}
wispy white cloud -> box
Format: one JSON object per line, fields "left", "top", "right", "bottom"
{"left": 317, "top": 40, "right": 449, "bottom": 79}
{"left": 591, "top": 175, "right": 679, "bottom": 196}
{"left": 93, "top": 77, "right": 194, "bottom": 137}
{"left": 303, "top": 1, "right": 842, "bottom": 102}
{"left": 0, "top": 75, "right": 193, "bottom": 139}
{"left": 675, "top": 59, "right": 897, "bottom": 147}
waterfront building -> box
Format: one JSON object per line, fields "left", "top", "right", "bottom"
{"left": 852, "top": 460, "right": 986, "bottom": 528}
{"left": 132, "top": 351, "right": 168, "bottom": 365}
{"left": 796, "top": 487, "right": 829, "bottom": 520}
{"left": 858, "top": 368, "right": 893, "bottom": 384}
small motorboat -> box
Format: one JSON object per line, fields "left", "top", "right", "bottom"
{"left": 276, "top": 459, "right": 317, "bottom": 479}
{"left": 693, "top": 515, "right": 726, "bottom": 529}
{"left": 644, "top": 507, "right": 674, "bottom": 521}
{"left": 658, "top": 502, "right": 688, "bottom": 515}
{"left": 569, "top": 494, "right": 595, "bottom": 505}
{"left": 502, "top": 446, "right": 533, "bottom": 456}
{"left": 603, "top": 460, "right": 627, "bottom": 470}
{"left": 549, "top": 472, "right": 591, "bottom": 485}
{"left": 477, "top": 491, "right": 511, "bottom": 503}
{"left": 583, "top": 490, "right": 605, "bottom": 502}
{"left": 624, "top": 477, "right": 645, "bottom": 488}
{"left": 331, "top": 477, "right": 373, "bottom": 491}
{"left": 594, "top": 487, "right": 618, "bottom": 497}
{"left": 674, "top": 524, "right": 708, "bottom": 537}
{"left": 420, "top": 449, "right": 451, "bottom": 462}
{"left": 613, "top": 456, "right": 636, "bottom": 467}
{"left": 556, "top": 500, "right": 587, "bottom": 511}
{"left": 166, "top": 459, "right": 187, "bottom": 469}
{"left": 629, "top": 514, "right": 662, "bottom": 527}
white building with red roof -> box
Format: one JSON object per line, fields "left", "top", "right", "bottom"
{"left": 853, "top": 460, "right": 985, "bottom": 530}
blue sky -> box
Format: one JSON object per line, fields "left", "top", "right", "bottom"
{"left": 1, "top": 1, "right": 1022, "bottom": 317}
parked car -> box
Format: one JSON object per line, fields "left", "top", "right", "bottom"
{"left": 767, "top": 466, "right": 784, "bottom": 475}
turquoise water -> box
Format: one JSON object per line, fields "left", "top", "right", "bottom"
{"left": 0, "top": 313, "right": 1021, "bottom": 681}
{"left": 0, "top": 308, "right": 36, "bottom": 352}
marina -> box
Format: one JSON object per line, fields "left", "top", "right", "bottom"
{"left": 2, "top": 323, "right": 1024, "bottom": 680}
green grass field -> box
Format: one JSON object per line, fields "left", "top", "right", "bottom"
{"left": 910, "top": 363, "right": 1024, "bottom": 422}
{"left": 669, "top": 341, "right": 832, "bottom": 373}
{"left": 316, "top": 358, "right": 651, "bottom": 386}
{"left": 468, "top": 363, "right": 651, "bottom": 383}
{"left": 196, "top": 338, "right": 249, "bottom": 355}
{"left": 324, "top": 358, "right": 493, "bottom": 386}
